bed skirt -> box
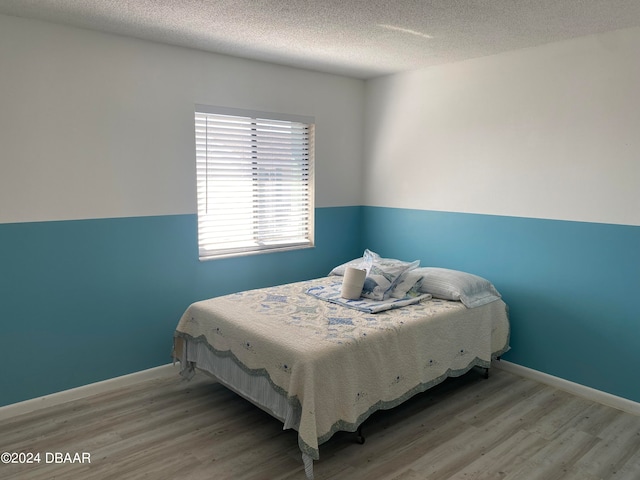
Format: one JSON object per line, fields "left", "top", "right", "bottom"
{"left": 177, "top": 337, "right": 316, "bottom": 478}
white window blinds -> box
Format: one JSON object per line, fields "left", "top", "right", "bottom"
{"left": 195, "top": 106, "right": 315, "bottom": 259}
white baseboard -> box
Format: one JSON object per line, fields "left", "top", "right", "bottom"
{"left": 493, "top": 360, "right": 640, "bottom": 417}
{"left": 0, "top": 363, "right": 178, "bottom": 422}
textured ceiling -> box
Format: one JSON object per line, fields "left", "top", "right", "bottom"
{"left": 2, "top": 0, "right": 640, "bottom": 79}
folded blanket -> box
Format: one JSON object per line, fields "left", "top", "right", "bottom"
{"left": 306, "top": 281, "right": 431, "bottom": 313}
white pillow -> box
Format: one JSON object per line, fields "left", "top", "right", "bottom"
{"left": 328, "top": 257, "right": 368, "bottom": 276}
{"left": 416, "top": 267, "right": 501, "bottom": 308}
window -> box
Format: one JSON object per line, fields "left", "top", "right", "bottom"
{"left": 195, "top": 105, "right": 315, "bottom": 260}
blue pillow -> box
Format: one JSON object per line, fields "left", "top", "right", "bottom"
{"left": 389, "top": 270, "right": 424, "bottom": 298}
{"left": 360, "top": 249, "right": 420, "bottom": 300}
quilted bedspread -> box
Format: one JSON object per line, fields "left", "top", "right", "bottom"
{"left": 174, "top": 276, "right": 510, "bottom": 461}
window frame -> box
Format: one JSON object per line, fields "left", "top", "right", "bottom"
{"left": 194, "top": 105, "right": 315, "bottom": 261}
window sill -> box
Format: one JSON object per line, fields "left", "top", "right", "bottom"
{"left": 198, "top": 243, "right": 314, "bottom": 262}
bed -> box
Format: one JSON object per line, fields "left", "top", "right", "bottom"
{"left": 173, "top": 253, "right": 510, "bottom": 479}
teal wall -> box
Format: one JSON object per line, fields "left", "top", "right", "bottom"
{"left": 362, "top": 206, "right": 640, "bottom": 402}
{"left": 3, "top": 204, "right": 639, "bottom": 406}
{"left": 0, "top": 206, "right": 362, "bottom": 406}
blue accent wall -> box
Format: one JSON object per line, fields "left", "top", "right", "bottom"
{"left": 0, "top": 206, "right": 362, "bottom": 406}
{"left": 362, "top": 206, "right": 640, "bottom": 402}
{"left": 3, "top": 204, "right": 638, "bottom": 406}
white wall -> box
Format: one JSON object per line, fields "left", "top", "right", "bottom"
{"left": 365, "top": 26, "right": 640, "bottom": 227}
{"left": 0, "top": 14, "right": 365, "bottom": 225}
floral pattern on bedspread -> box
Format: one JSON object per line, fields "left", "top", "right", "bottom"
{"left": 174, "top": 276, "right": 510, "bottom": 461}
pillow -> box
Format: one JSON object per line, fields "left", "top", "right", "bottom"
{"left": 416, "top": 267, "right": 501, "bottom": 308}
{"left": 328, "top": 257, "right": 368, "bottom": 277}
{"left": 390, "top": 270, "right": 424, "bottom": 299}
{"left": 361, "top": 249, "right": 420, "bottom": 300}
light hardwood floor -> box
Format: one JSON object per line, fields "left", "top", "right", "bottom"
{"left": 1, "top": 367, "right": 639, "bottom": 480}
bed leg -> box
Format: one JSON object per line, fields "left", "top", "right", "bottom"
{"left": 356, "top": 425, "right": 366, "bottom": 445}
{"left": 484, "top": 355, "right": 501, "bottom": 379}
{"left": 302, "top": 453, "right": 314, "bottom": 479}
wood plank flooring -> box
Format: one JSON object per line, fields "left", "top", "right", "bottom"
{"left": 1, "top": 367, "right": 639, "bottom": 480}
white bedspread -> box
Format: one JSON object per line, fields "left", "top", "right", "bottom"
{"left": 174, "top": 276, "right": 510, "bottom": 461}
